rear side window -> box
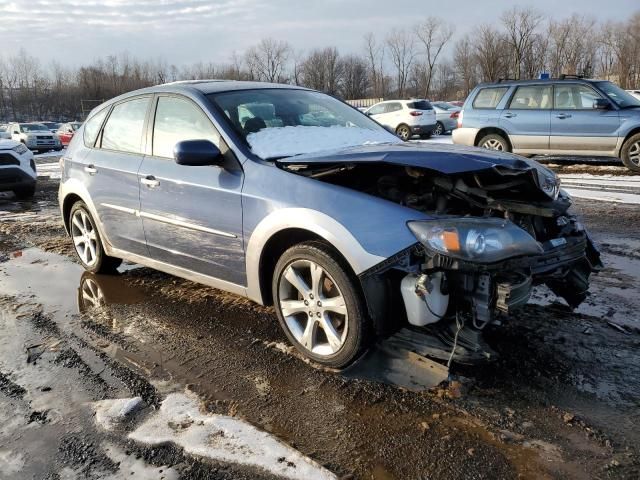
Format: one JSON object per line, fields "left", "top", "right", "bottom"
{"left": 83, "top": 109, "right": 108, "bottom": 147}
{"left": 508, "top": 85, "right": 552, "bottom": 109}
{"left": 367, "top": 103, "right": 386, "bottom": 115}
{"left": 407, "top": 100, "right": 432, "bottom": 110}
{"left": 472, "top": 87, "right": 509, "bottom": 109}
{"left": 101, "top": 97, "right": 150, "bottom": 154}
{"left": 152, "top": 96, "right": 220, "bottom": 159}
{"left": 385, "top": 102, "right": 402, "bottom": 113}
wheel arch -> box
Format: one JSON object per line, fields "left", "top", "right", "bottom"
{"left": 619, "top": 127, "right": 640, "bottom": 156}
{"left": 474, "top": 127, "right": 512, "bottom": 149}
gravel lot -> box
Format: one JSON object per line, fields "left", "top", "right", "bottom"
{"left": 0, "top": 152, "right": 639, "bottom": 479}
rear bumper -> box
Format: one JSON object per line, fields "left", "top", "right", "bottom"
{"left": 452, "top": 127, "right": 478, "bottom": 146}
{"left": 411, "top": 124, "right": 436, "bottom": 135}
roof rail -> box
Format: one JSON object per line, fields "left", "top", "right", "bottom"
{"left": 559, "top": 74, "right": 585, "bottom": 80}
{"left": 497, "top": 78, "right": 516, "bottom": 83}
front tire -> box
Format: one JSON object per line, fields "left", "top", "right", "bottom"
{"left": 621, "top": 133, "right": 640, "bottom": 172}
{"left": 69, "top": 201, "right": 122, "bottom": 274}
{"left": 478, "top": 133, "right": 510, "bottom": 152}
{"left": 272, "top": 241, "right": 371, "bottom": 369}
{"left": 13, "top": 184, "right": 36, "bottom": 199}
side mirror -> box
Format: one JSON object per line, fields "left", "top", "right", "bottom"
{"left": 594, "top": 99, "right": 611, "bottom": 110}
{"left": 174, "top": 139, "right": 223, "bottom": 167}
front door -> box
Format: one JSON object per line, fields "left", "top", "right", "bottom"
{"left": 499, "top": 84, "right": 552, "bottom": 151}
{"left": 82, "top": 97, "right": 150, "bottom": 256}
{"left": 138, "top": 95, "right": 245, "bottom": 285}
{"left": 549, "top": 83, "right": 620, "bottom": 153}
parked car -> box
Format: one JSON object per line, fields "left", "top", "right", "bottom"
{"left": 41, "top": 121, "right": 61, "bottom": 134}
{"left": 8, "top": 122, "right": 63, "bottom": 153}
{"left": 365, "top": 99, "right": 436, "bottom": 140}
{"left": 453, "top": 78, "right": 640, "bottom": 172}
{"left": 627, "top": 90, "right": 640, "bottom": 101}
{"left": 56, "top": 122, "right": 82, "bottom": 146}
{"left": 447, "top": 101, "right": 464, "bottom": 107}
{"left": 59, "top": 81, "right": 601, "bottom": 368}
{"left": 0, "top": 124, "right": 11, "bottom": 140}
{"left": 0, "top": 138, "right": 37, "bottom": 198}
{"left": 430, "top": 102, "right": 461, "bottom": 135}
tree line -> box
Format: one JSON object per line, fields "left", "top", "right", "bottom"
{"left": 1, "top": 7, "right": 638, "bottom": 121}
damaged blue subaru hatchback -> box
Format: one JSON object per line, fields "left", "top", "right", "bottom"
{"left": 59, "top": 81, "right": 601, "bottom": 368}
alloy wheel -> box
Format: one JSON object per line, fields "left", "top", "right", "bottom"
{"left": 80, "top": 277, "right": 105, "bottom": 310}
{"left": 278, "top": 259, "right": 348, "bottom": 357}
{"left": 397, "top": 126, "right": 410, "bottom": 140}
{"left": 433, "top": 123, "right": 444, "bottom": 136}
{"left": 482, "top": 139, "right": 504, "bottom": 150}
{"left": 629, "top": 141, "right": 640, "bottom": 167}
{"left": 71, "top": 209, "right": 98, "bottom": 267}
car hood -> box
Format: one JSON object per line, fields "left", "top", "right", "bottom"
{"left": 277, "top": 142, "right": 542, "bottom": 175}
{"left": 0, "top": 139, "right": 20, "bottom": 150}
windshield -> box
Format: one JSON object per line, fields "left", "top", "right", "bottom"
{"left": 20, "top": 123, "right": 49, "bottom": 132}
{"left": 208, "top": 88, "right": 399, "bottom": 160}
{"left": 595, "top": 81, "right": 640, "bottom": 108}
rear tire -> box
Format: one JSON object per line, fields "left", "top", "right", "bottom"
{"left": 433, "top": 122, "right": 444, "bottom": 136}
{"left": 272, "top": 241, "right": 371, "bottom": 369}
{"left": 478, "top": 133, "right": 510, "bottom": 152}
{"left": 621, "top": 133, "right": 640, "bottom": 172}
{"left": 13, "top": 185, "right": 36, "bottom": 199}
{"left": 69, "top": 201, "right": 122, "bottom": 274}
{"left": 395, "top": 124, "right": 412, "bottom": 141}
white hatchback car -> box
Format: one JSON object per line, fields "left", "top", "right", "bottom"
{"left": 0, "top": 139, "right": 37, "bottom": 198}
{"left": 365, "top": 100, "right": 437, "bottom": 140}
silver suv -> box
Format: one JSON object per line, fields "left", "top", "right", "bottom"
{"left": 453, "top": 78, "right": 640, "bottom": 171}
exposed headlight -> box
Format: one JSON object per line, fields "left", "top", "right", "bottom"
{"left": 536, "top": 168, "right": 560, "bottom": 200}
{"left": 12, "top": 143, "right": 28, "bottom": 154}
{"left": 408, "top": 217, "right": 543, "bottom": 263}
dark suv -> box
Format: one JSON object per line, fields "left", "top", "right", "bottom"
{"left": 453, "top": 77, "right": 640, "bottom": 171}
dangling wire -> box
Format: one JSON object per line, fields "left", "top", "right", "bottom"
{"left": 446, "top": 310, "right": 464, "bottom": 369}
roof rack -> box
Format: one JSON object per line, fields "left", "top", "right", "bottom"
{"left": 559, "top": 74, "right": 585, "bottom": 80}
{"left": 497, "top": 78, "right": 516, "bottom": 83}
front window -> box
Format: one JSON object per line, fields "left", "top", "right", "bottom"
{"left": 208, "top": 89, "right": 399, "bottom": 160}
{"left": 595, "top": 81, "right": 640, "bottom": 109}
{"left": 19, "top": 123, "right": 49, "bottom": 132}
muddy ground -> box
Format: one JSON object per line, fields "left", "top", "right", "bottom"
{"left": 0, "top": 168, "right": 639, "bottom": 479}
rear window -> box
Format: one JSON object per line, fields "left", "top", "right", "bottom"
{"left": 472, "top": 87, "right": 509, "bottom": 109}
{"left": 407, "top": 100, "right": 432, "bottom": 110}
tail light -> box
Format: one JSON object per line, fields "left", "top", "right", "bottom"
{"left": 450, "top": 111, "right": 459, "bottom": 119}
{"left": 409, "top": 110, "right": 423, "bottom": 116}
{"left": 457, "top": 110, "right": 464, "bottom": 128}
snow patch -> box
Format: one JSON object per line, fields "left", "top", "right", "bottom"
{"left": 246, "top": 125, "right": 400, "bottom": 159}
{"left": 93, "top": 397, "right": 144, "bottom": 431}
{"left": 128, "top": 391, "right": 336, "bottom": 480}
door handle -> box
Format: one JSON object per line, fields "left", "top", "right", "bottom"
{"left": 140, "top": 175, "right": 160, "bottom": 188}
{"left": 555, "top": 113, "right": 572, "bottom": 119}
{"left": 84, "top": 165, "right": 97, "bottom": 175}
{"left": 503, "top": 112, "right": 517, "bottom": 118}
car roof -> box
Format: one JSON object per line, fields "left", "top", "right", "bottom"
{"left": 475, "top": 78, "right": 600, "bottom": 88}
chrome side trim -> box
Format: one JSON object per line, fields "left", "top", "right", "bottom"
{"left": 101, "top": 203, "right": 136, "bottom": 215}
{"left": 100, "top": 202, "right": 236, "bottom": 238}
{"left": 108, "top": 246, "right": 248, "bottom": 298}
{"left": 138, "top": 211, "right": 237, "bottom": 238}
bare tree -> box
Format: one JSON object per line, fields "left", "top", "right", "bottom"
{"left": 454, "top": 35, "right": 477, "bottom": 97}
{"left": 501, "top": 7, "right": 544, "bottom": 79}
{"left": 363, "top": 32, "right": 386, "bottom": 98}
{"left": 245, "top": 38, "right": 291, "bottom": 83}
{"left": 548, "top": 15, "right": 597, "bottom": 77}
{"left": 341, "top": 54, "right": 369, "bottom": 99}
{"left": 414, "top": 16, "right": 454, "bottom": 98}
{"left": 474, "top": 24, "right": 507, "bottom": 82}
{"left": 386, "top": 28, "right": 416, "bottom": 98}
{"left": 300, "top": 47, "right": 342, "bottom": 94}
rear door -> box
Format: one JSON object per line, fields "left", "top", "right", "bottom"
{"left": 83, "top": 96, "right": 150, "bottom": 255}
{"left": 499, "top": 84, "right": 552, "bottom": 151}
{"left": 549, "top": 83, "right": 620, "bottom": 153}
{"left": 138, "top": 94, "right": 245, "bottom": 285}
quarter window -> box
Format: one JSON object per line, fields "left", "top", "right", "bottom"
{"left": 152, "top": 96, "right": 220, "bottom": 159}
{"left": 554, "top": 84, "right": 603, "bottom": 109}
{"left": 508, "top": 85, "right": 552, "bottom": 109}
{"left": 472, "top": 87, "right": 509, "bottom": 109}
{"left": 385, "top": 102, "right": 402, "bottom": 113}
{"left": 101, "top": 97, "right": 149, "bottom": 154}
{"left": 83, "top": 108, "right": 108, "bottom": 148}
{"left": 367, "top": 103, "right": 386, "bottom": 115}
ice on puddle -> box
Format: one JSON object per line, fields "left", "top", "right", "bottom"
{"left": 247, "top": 125, "right": 400, "bottom": 159}
{"left": 93, "top": 397, "right": 144, "bottom": 431}
{"left": 128, "top": 391, "right": 337, "bottom": 480}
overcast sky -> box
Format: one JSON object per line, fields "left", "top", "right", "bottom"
{"left": 0, "top": 0, "right": 636, "bottom": 68}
